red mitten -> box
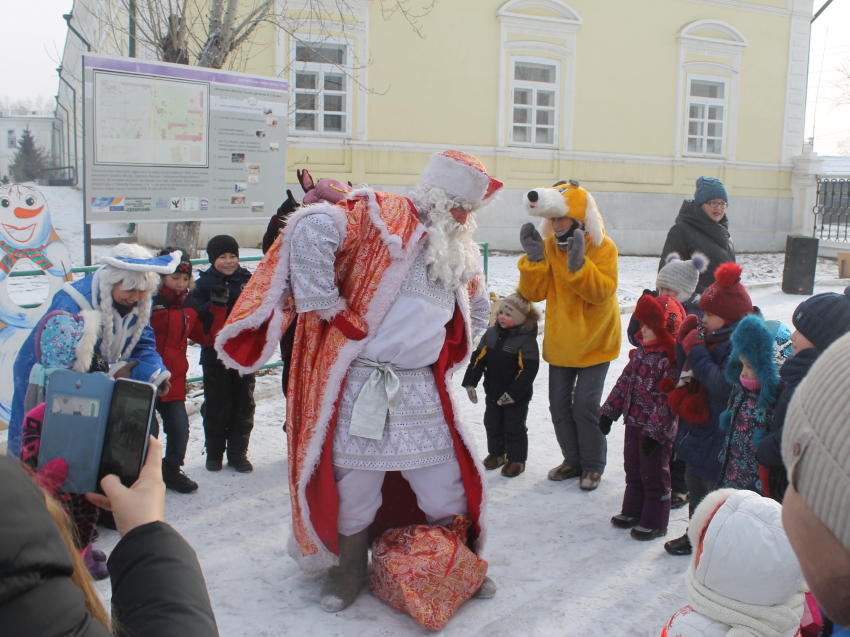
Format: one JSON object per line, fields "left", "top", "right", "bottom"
{"left": 681, "top": 329, "right": 705, "bottom": 354}
{"left": 677, "top": 315, "right": 700, "bottom": 343}
{"left": 331, "top": 308, "right": 368, "bottom": 341}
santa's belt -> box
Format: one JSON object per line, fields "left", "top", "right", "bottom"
{"left": 348, "top": 357, "right": 403, "bottom": 441}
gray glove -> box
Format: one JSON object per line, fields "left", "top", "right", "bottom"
{"left": 519, "top": 223, "right": 544, "bottom": 263}
{"left": 210, "top": 285, "right": 230, "bottom": 306}
{"left": 496, "top": 392, "right": 515, "bottom": 406}
{"left": 465, "top": 386, "right": 478, "bottom": 404}
{"left": 566, "top": 228, "right": 585, "bottom": 272}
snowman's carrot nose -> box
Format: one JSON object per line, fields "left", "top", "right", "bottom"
{"left": 14, "top": 205, "right": 43, "bottom": 219}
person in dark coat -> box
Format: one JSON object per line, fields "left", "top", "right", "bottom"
{"left": 756, "top": 285, "right": 850, "bottom": 502}
{"left": 659, "top": 176, "right": 735, "bottom": 289}
{"left": 151, "top": 250, "right": 228, "bottom": 493}
{"left": 190, "top": 235, "right": 255, "bottom": 473}
{"left": 664, "top": 263, "right": 753, "bottom": 556}
{"left": 0, "top": 437, "right": 218, "bottom": 637}
{"left": 462, "top": 293, "right": 540, "bottom": 478}
{"left": 261, "top": 190, "right": 300, "bottom": 254}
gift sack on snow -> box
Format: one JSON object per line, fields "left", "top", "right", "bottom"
{"left": 370, "top": 516, "right": 488, "bottom": 631}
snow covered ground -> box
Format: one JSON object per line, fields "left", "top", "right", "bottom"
{"left": 10, "top": 186, "right": 848, "bottom": 635}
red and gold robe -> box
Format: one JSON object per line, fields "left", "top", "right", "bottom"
{"left": 216, "top": 188, "right": 489, "bottom": 571}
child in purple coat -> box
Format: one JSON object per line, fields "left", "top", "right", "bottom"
{"left": 600, "top": 293, "right": 685, "bottom": 540}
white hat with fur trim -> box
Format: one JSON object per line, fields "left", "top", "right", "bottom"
{"left": 522, "top": 180, "right": 604, "bottom": 245}
{"left": 419, "top": 150, "right": 503, "bottom": 207}
{"left": 98, "top": 243, "right": 182, "bottom": 274}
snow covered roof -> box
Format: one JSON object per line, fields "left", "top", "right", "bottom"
{"left": 821, "top": 156, "right": 850, "bottom": 177}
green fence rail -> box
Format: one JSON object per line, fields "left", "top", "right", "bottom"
{"left": 8, "top": 245, "right": 489, "bottom": 384}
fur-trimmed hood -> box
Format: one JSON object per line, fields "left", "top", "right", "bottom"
{"left": 521, "top": 303, "right": 541, "bottom": 332}
{"left": 724, "top": 315, "right": 782, "bottom": 410}
{"left": 687, "top": 489, "right": 805, "bottom": 606}
{"left": 522, "top": 181, "right": 605, "bottom": 246}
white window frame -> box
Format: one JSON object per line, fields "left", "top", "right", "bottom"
{"left": 683, "top": 75, "right": 729, "bottom": 158}
{"left": 7, "top": 130, "right": 17, "bottom": 149}
{"left": 675, "top": 20, "right": 746, "bottom": 161}
{"left": 509, "top": 57, "right": 560, "bottom": 148}
{"left": 289, "top": 38, "right": 352, "bottom": 138}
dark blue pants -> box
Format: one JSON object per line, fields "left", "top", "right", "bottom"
{"left": 153, "top": 399, "right": 190, "bottom": 467}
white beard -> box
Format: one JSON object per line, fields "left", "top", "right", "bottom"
{"left": 409, "top": 184, "right": 481, "bottom": 291}
{"left": 422, "top": 208, "right": 480, "bottom": 291}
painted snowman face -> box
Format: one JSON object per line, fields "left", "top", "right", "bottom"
{"left": 0, "top": 184, "right": 51, "bottom": 249}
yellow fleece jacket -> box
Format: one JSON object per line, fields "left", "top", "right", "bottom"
{"left": 518, "top": 234, "right": 621, "bottom": 368}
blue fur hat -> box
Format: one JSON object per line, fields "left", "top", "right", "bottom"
{"left": 722, "top": 315, "right": 782, "bottom": 415}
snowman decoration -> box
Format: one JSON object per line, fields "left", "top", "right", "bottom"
{"left": 0, "top": 184, "right": 72, "bottom": 424}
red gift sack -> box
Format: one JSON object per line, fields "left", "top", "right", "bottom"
{"left": 370, "top": 516, "right": 488, "bottom": 631}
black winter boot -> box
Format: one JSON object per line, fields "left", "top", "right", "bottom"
{"left": 321, "top": 529, "right": 369, "bottom": 612}
{"left": 163, "top": 464, "right": 199, "bottom": 493}
{"left": 664, "top": 531, "right": 693, "bottom": 555}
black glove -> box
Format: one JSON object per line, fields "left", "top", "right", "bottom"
{"left": 599, "top": 415, "right": 613, "bottom": 436}
{"left": 211, "top": 285, "right": 230, "bottom": 306}
{"left": 519, "top": 222, "right": 545, "bottom": 263}
{"left": 641, "top": 437, "right": 660, "bottom": 457}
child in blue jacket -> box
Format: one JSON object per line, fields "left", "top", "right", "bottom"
{"left": 664, "top": 263, "right": 753, "bottom": 556}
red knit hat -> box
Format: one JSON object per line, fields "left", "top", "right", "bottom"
{"left": 699, "top": 263, "right": 753, "bottom": 323}
{"left": 634, "top": 293, "right": 686, "bottom": 361}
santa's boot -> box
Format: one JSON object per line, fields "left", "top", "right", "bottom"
{"left": 320, "top": 529, "right": 369, "bottom": 612}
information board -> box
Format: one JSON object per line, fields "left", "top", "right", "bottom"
{"left": 83, "top": 55, "right": 288, "bottom": 223}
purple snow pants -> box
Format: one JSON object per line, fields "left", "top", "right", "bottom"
{"left": 621, "top": 426, "right": 673, "bottom": 530}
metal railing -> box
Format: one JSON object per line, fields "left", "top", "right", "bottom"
{"left": 8, "top": 244, "right": 490, "bottom": 384}
{"left": 814, "top": 178, "right": 850, "bottom": 243}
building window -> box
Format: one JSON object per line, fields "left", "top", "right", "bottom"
{"left": 510, "top": 60, "right": 558, "bottom": 147}
{"left": 685, "top": 77, "right": 727, "bottom": 156}
{"left": 291, "top": 42, "right": 349, "bottom": 136}
{"left": 7, "top": 131, "right": 17, "bottom": 148}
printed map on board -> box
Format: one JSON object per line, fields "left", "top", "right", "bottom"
{"left": 93, "top": 71, "right": 209, "bottom": 167}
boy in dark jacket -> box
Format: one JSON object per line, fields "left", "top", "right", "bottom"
{"left": 664, "top": 263, "right": 753, "bottom": 556}
{"left": 151, "top": 250, "right": 227, "bottom": 492}
{"left": 190, "top": 235, "right": 255, "bottom": 473}
{"left": 601, "top": 293, "right": 684, "bottom": 541}
{"left": 756, "top": 285, "right": 850, "bottom": 502}
{"left": 462, "top": 293, "right": 540, "bottom": 478}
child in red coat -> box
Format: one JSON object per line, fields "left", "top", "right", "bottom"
{"left": 150, "top": 250, "right": 227, "bottom": 492}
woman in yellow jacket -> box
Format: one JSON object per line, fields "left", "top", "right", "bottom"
{"left": 518, "top": 181, "right": 621, "bottom": 491}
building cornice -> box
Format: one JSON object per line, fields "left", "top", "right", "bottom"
{"left": 285, "top": 137, "right": 795, "bottom": 172}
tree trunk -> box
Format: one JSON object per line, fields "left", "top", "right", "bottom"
{"left": 165, "top": 220, "right": 202, "bottom": 257}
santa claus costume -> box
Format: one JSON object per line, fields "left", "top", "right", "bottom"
{"left": 216, "top": 150, "right": 500, "bottom": 612}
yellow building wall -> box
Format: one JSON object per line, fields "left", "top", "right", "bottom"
{"left": 270, "top": 0, "right": 799, "bottom": 202}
